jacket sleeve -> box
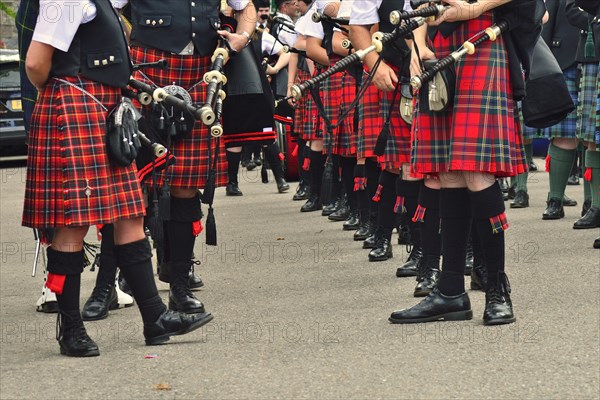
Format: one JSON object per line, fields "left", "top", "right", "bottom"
{"left": 565, "top": 0, "right": 592, "bottom": 30}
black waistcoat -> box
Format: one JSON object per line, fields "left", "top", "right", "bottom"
{"left": 49, "top": 0, "right": 132, "bottom": 88}
{"left": 377, "top": 0, "right": 411, "bottom": 70}
{"left": 130, "top": 0, "right": 221, "bottom": 56}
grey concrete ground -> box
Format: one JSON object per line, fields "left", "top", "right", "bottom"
{"left": 0, "top": 158, "right": 598, "bottom": 399}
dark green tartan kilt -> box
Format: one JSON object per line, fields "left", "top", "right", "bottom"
{"left": 576, "top": 62, "right": 599, "bottom": 143}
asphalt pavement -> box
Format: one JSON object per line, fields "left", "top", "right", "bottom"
{"left": 0, "top": 159, "right": 598, "bottom": 399}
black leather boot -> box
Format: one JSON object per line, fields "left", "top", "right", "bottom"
{"left": 542, "top": 197, "right": 564, "bottom": 220}
{"left": 158, "top": 261, "right": 204, "bottom": 290}
{"left": 396, "top": 245, "right": 422, "bottom": 277}
{"left": 573, "top": 206, "right": 600, "bottom": 229}
{"left": 413, "top": 255, "right": 440, "bottom": 297}
{"left": 57, "top": 310, "right": 99, "bottom": 357}
{"left": 470, "top": 260, "right": 487, "bottom": 291}
{"left": 328, "top": 197, "right": 350, "bottom": 221}
{"left": 226, "top": 182, "right": 243, "bottom": 196}
{"left": 483, "top": 272, "right": 516, "bottom": 325}
{"left": 168, "top": 262, "right": 205, "bottom": 314}
{"left": 343, "top": 210, "right": 360, "bottom": 231}
{"left": 465, "top": 237, "right": 474, "bottom": 275}
{"left": 368, "top": 231, "right": 393, "bottom": 262}
{"left": 389, "top": 288, "right": 472, "bottom": 324}
{"left": 293, "top": 184, "right": 309, "bottom": 201}
{"left": 354, "top": 215, "right": 374, "bottom": 241}
{"left": 144, "top": 309, "right": 214, "bottom": 345}
{"left": 397, "top": 223, "right": 410, "bottom": 245}
{"left": 301, "top": 194, "right": 322, "bottom": 212}
{"left": 81, "top": 283, "right": 118, "bottom": 321}
{"left": 322, "top": 196, "right": 342, "bottom": 216}
{"left": 118, "top": 271, "right": 133, "bottom": 296}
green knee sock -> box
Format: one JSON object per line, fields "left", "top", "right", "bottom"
{"left": 585, "top": 150, "right": 600, "bottom": 207}
{"left": 515, "top": 172, "right": 528, "bottom": 192}
{"left": 524, "top": 142, "right": 533, "bottom": 165}
{"left": 583, "top": 150, "right": 592, "bottom": 202}
{"left": 548, "top": 143, "right": 577, "bottom": 200}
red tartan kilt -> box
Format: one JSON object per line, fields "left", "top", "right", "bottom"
{"left": 293, "top": 69, "right": 319, "bottom": 141}
{"left": 359, "top": 78, "right": 411, "bottom": 169}
{"left": 131, "top": 46, "right": 227, "bottom": 188}
{"left": 321, "top": 64, "right": 342, "bottom": 154}
{"left": 22, "top": 77, "right": 145, "bottom": 228}
{"left": 331, "top": 70, "right": 358, "bottom": 156}
{"left": 411, "top": 14, "right": 526, "bottom": 177}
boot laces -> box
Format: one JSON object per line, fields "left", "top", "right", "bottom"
{"left": 88, "top": 282, "right": 113, "bottom": 303}
{"left": 56, "top": 312, "right": 90, "bottom": 342}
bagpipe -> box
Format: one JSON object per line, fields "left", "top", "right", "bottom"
{"left": 389, "top": 3, "right": 448, "bottom": 26}
{"left": 289, "top": 16, "right": 427, "bottom": 102}
{"left": 311, "top": 12, "right": 349, "bottom": 34}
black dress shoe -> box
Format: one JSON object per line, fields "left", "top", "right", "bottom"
{"left": 483, "top": 273, "right": 516, "bottom": 325}
{"left": 301, "top": 195, "right": 322, "bottom": 212}
{"left": 293, "top": 185, "right": 309, "bottom": 201}
{"left": 528, "top": 161, "right": 538, "bottom": 172}
{"left": 396, "top": 245, "right": 422, "bottom": 277}
{"left": 389, "top": 288, "right": 472, "bottom": 324}
{"left": 582, "top": 199, "right": 591, "bottom": 217}
{"left": 567, "top": 174, "right": 580, "bottom": 185}
{"left": 343, "top": 211, "right": 360, "bottom": 231}
{"left": 144, "top": 310, "right": 214, "bottom": 345}
{"left": 542, "top": 197, "right": 564, "bottom": 220}
{"left": 226, "top": 182, "right": 243, "bottom": 196}
{"left": 470, "top": 261, "right": 487, "bottom": 291}
{"left": 594, "top": 237, "right": 600, "bottom": 249}
{"left": 510, "top": 190, "right": 529, "bottom": 208}
{"left": 563, "top": 194, "right": 577, "bottom": 207}
{"left": 573, "top": 206, "right": 600, "bottom": 229}
{"left": 354, "top": 219, "right": 374, "bottom": 241}
{"left": 414, "top": 255, "right": 440, "bottom": 297}
{"left": 276, "top": 178, "right": 290, "bottom": 193}
{"left": 397, "top": 223, "right": 410, "bottom": 245}
{"left": 168, "top": 285, "right": 205, "bottom": 314}
{"left": 57, "top": 311, "right": 100, "bottom": 357}
{"left": 368, "top": 238, "right": 393, "bottom": 262}
{"left": 328, "top": 203, "right": 350, "bottom": 221}
{"left": 82, "top": 283, "right": 118, "bottom": 321}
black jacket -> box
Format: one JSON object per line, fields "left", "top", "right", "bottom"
{"left": 565, "top": 0, "right": 600, "bottom": 62}
{"left": 542, "top": 0, "right": 580, "bottom": 70}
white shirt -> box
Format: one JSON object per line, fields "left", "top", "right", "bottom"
{"left": 261, "top": 31, "right": 284, "bottom": 55}
{"left": 333, "top": 0, "right": 353, "bottom": 32}
{"left": 273, "top": 12, "right": 298, "bottom": 47}
{"left": 33, "top": 0, "right": 250, "bottom": 52}
{"left": 350, "top": 0, "right": 411, "bottom": 26}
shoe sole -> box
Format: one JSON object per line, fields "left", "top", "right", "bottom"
{"left": 145, "top": 313, "right": 214, "bottom": 345}
{"left": 413, "top": 290, "right": 431, "bottom": 297}
{"left": 343, "top": 226, "right": 359, "bottom": 231}
{"left": 389, "top": 310, "right": 473, "bottom": 324}
{"left": 368, "top": 254, "right": 393, "bottom": 262}
{"left": 37, "top": 302, "right": 59, "bottom": 313}
{"left": 300, "top": 208, "right": 322, "bottom": 213}
{"left": 328, "top": 216, "right": 349, "bottom": 222}
{"left": 60, "top": 346, "right": 100, "bottom": 357}
{"left": 484, "top": 316, "right": 516, "bottom": 326}
{"left": 542, "top": 214, "right": 564, "bottom": 220}
{"left": 573, "top": 223, "right": 600, "bottom": 230}
{"left": 396, "top": 270, "right": 418, "bottom": 278}
{"left": 510, "top": 203, "right": 529, "bottom": 209}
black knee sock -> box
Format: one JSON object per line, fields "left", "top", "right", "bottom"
{"left": 437, "top": 188, "right": 471, "bottom": 296}
{"left": 226, "top": 150, "right": 241, "bottom": 184}
{"left": 354, "top": 164, "right": 369, "bottom": 218}
{"left": 166, "top": 195, "right": 201, "bottom": 285}
{"left": 417, "top": 185, "right": 441, "bottom": 260}
{"left": 264, "top": 143, "right": 284, "bottom": 181}
{"left": 114, "top": 239, "right": 166, "bottom": 323}
{"left": 365, "top": 159, "right": 381, "bottom": 223}
{"left": 376, "top": 170, "right": 399, "bottom": 239}
{"left": 298, "top": 140, "right": 311, "bottom": 186}
{"left": 341, "top": 157, "right": 358, "bottom": 210}
{"left": 310, "top": 150, "right": 325, "bottom": 197}
{"left": 96, "top": 224, "right": 117, "bottom": 287}
{"left": 470, "top": 181, "right": 506, "bottom": 287}
{"left": 396, "top": 179, "right": 422, "bottom": 245}
{"left": 47, "top": 248, "right": 85, "bottom": 313}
